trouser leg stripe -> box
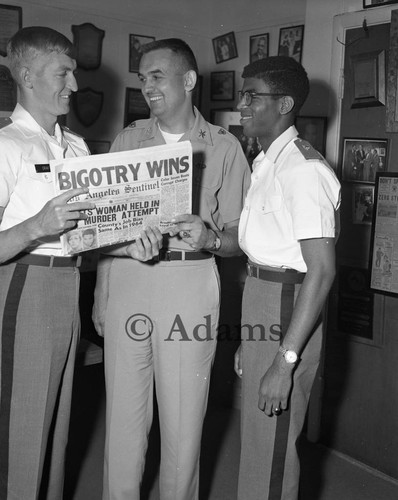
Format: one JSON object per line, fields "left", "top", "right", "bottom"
{"left": 268, "top": 282, "right": 297, "bottom": 499}
{"left": 0, "top": 264, "right": 29, "bottom": 497}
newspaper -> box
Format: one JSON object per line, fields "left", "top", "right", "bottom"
{"left": 370, "top": 175, "right": 398, "bottom": 292}
{"left": 50, "top": 141, "right": 192, "bottom": 255}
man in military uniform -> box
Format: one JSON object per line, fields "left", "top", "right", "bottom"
{"left": 234, "top": 56, "right": 341, "bottom": 500}
{"left": 93, "top": 38, "right": 251, "bottom": 500}
{"left": 0, "top": 27, "right": 161, "bottom": 500}
{"left": 0, "top": 27, "right": 98, "bottom": 500}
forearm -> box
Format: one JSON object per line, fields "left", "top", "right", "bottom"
{"left": 0, "top": 217, "right": 44, "bottom": 264}
{"left": 0, "top": 187, "right": 96, "bottom": 264}
{"left": 281, "top": 266, "right": 335, "bottom": 355}
{"left": 100, "top": 242, "right": 131, "bottom": 257}
{"left": 95, "top": 254, "right": 113, "bottom": 297}
{"left": 203, "top": 224, "right": 242, "bottom": 258}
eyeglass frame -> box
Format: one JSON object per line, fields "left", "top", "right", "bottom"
{"left": 238, "top": 90, "right": 285, "bottom": 106}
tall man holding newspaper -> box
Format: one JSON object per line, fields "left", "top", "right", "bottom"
{"left": 0, "top": 27, "right": 161, "bottom": 500}
{"left": 93, "top": 38, "right": 251, "bottom": 500}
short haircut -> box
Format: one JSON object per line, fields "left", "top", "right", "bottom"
{"left": 140, "top": 38, "right": 199, "bottom": 75}
{"left": 7, "top": 26, "right": 75, "bottom": 84}
{"left": 242, "top": 56, "right": 309, "bottom": 112}
{"left": 83, "top": 228, "right": 96, "bottom": 236}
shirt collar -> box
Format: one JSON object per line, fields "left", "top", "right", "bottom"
{"left": 265, "top": 125, "right": 298, "bottom": 163}
{"left": 11, "top": 103, "right": 44, "bottom": 136}
{"left": 138, "top": 107, "right": 213, "bottom": 146}
{"left": 11, "top": 103, "right": 61, "bottom": 143}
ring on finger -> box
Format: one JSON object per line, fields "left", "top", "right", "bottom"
{"left": 272, "top": 407, "right": 282, "bottom": 416}
{"left": 181, "top": 230, "right": 191, "bottom": 238}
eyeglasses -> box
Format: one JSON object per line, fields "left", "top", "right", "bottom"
{"left": 238, "top": 90, "right": 285, "bottom": 106}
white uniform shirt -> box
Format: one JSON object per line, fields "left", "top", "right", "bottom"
{"left": 0, "top": 104, "right": 89, "bottom": 255}
{"left": 239, "top": 126, "right": 341, "bottom": 272}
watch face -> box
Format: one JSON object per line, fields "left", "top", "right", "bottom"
{"left": 285, "top": 350, "right": 298, "bottom": 363}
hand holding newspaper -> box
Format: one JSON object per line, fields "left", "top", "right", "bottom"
{"left": 50, "top": 141, "right": 192, "bottom": 255}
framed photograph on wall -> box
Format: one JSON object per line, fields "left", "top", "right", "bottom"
{"left": 210, "top": 107, "right": 233, "bottom": 124}
{"left": 278, "top": 25, "right": 304, "bottom": 63}
{"left": 250, "top": 33, "right": 269, "bottom": 63}
{"left": 129, "top": 34, "right": 155, "bottom": 73}
{"left": 212, "top": 32, "right": 238, "bottom": 64}
{"left": 210, "top": 110, "right": 261, "bottom": 168}
{"left": 352, "top": 184, "right": 374, "bottom": 225}
{"left": 341, "top": 138, "right": 388, "bottom": 183}
{"left": 364, "top": 0, "right": 398, "bottom": 8}
{"left": 124, "top": 87, "right": 150, "bottom": 127}
{"left": 229, "top": 124, "right": 261, "bottom": 168}
{"left": 0, "top": 4, "right": 22, "bottom": 57}
{"left": 295, "top": 116, "right": 327, "bottom": 155}
{"left": 210, "top": 71, "right": 235, "bottom": 101}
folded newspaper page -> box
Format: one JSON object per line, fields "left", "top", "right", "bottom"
{"left": 51, "top": 141, "right": 192, "bottom": 255}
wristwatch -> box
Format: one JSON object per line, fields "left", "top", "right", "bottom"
{"left": 209, "top": 229, "right": 221, "bottom": 252}
{"left": 278, "top": 345, "right": 299, "bottom": 364}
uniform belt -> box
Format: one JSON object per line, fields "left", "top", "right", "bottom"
{"left": 12, "top": 253, "right": 82, "bottom": 268}
{"left": 153, "top": 250, "right": 212, "bottom": 262}
{"left": 246, "top": 262, "right": 305, "bottom": 284}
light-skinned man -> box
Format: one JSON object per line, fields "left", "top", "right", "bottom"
{"left": 0, "top": 26, "right": 161, "bottom": 500}
{"left": 93, "top": 38, "right": 251, "bottom": 500}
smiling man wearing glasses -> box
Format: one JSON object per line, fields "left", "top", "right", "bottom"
{"left": 234, "top": 56, "right": 341, "bottom": 500}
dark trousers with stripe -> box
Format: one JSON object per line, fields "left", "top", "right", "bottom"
{"left": 238, "top": 275, "right": 322, "bottom": 500}
{"left": 0, "top": 263, "right": 80, "bottom": 500}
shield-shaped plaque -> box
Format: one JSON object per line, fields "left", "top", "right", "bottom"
{"left": 71, "top": 23, "right": 105, "bottom": 70}
{"left": 73, "top": 87, "right": 104, "bottom": 127}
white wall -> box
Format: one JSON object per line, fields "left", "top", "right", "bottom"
{"left": 1, "top": 0, "right": 309, "bottom": 144}
{"left": 0, "top": 0, "right": 212, "bottom": 143}
{"left": 0, "top": 0, "right": 374, "bottom": 147}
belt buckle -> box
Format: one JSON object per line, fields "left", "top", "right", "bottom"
{"left": 246, "top": 262, "right": 259, "bottom": 278}
{"left": 162, "top": 250, "right": 172, "bottom": 262}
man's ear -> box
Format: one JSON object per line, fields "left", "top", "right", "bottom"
{"left": 20, "top": 66, "right": 33, "bottom": 89}
{"left": 184, "top": 70, "right": 197, "bottom": 92}
{"left": 280, "top": 96, "right": 295, "bottom": 115}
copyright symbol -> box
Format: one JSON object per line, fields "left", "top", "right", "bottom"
{"left": 125, "top": 313, "right": 153, "bottom": 341}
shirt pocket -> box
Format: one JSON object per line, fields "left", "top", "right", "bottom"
{"left": 252, "top": 194, "right": 282, "bottom": 215}
{"left": 25, "top": 161, "right": 53, "bottom": 184}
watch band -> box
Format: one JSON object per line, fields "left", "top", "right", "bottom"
{"left": 209, "top": 229, "right": 221, "bottom": 252}
{"left": 278, "top": 345, "right": 299, "bottom": 364}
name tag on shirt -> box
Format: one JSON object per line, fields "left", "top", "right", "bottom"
{"left": 35, "top": 163, "right": 51, "bottom": 173}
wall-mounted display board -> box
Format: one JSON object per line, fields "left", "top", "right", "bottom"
{"left": 369, "top": 172, "right": 398, "bottom": 294}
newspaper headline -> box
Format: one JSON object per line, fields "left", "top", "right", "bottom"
{"left": 50, "top": 141, "right": 192, "bottom": 255}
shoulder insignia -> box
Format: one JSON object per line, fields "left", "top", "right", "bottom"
{"left": 128, "top": 121, "right": 136, "bottom": 128}
{"left": 61, "top": 126, "right": 85, "bottom": 139}
{"left": 218, "top": 128, "right": 227, "bottom": 135}
{"left": 294, "top": 138, "right": 323, "bottom": 160}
